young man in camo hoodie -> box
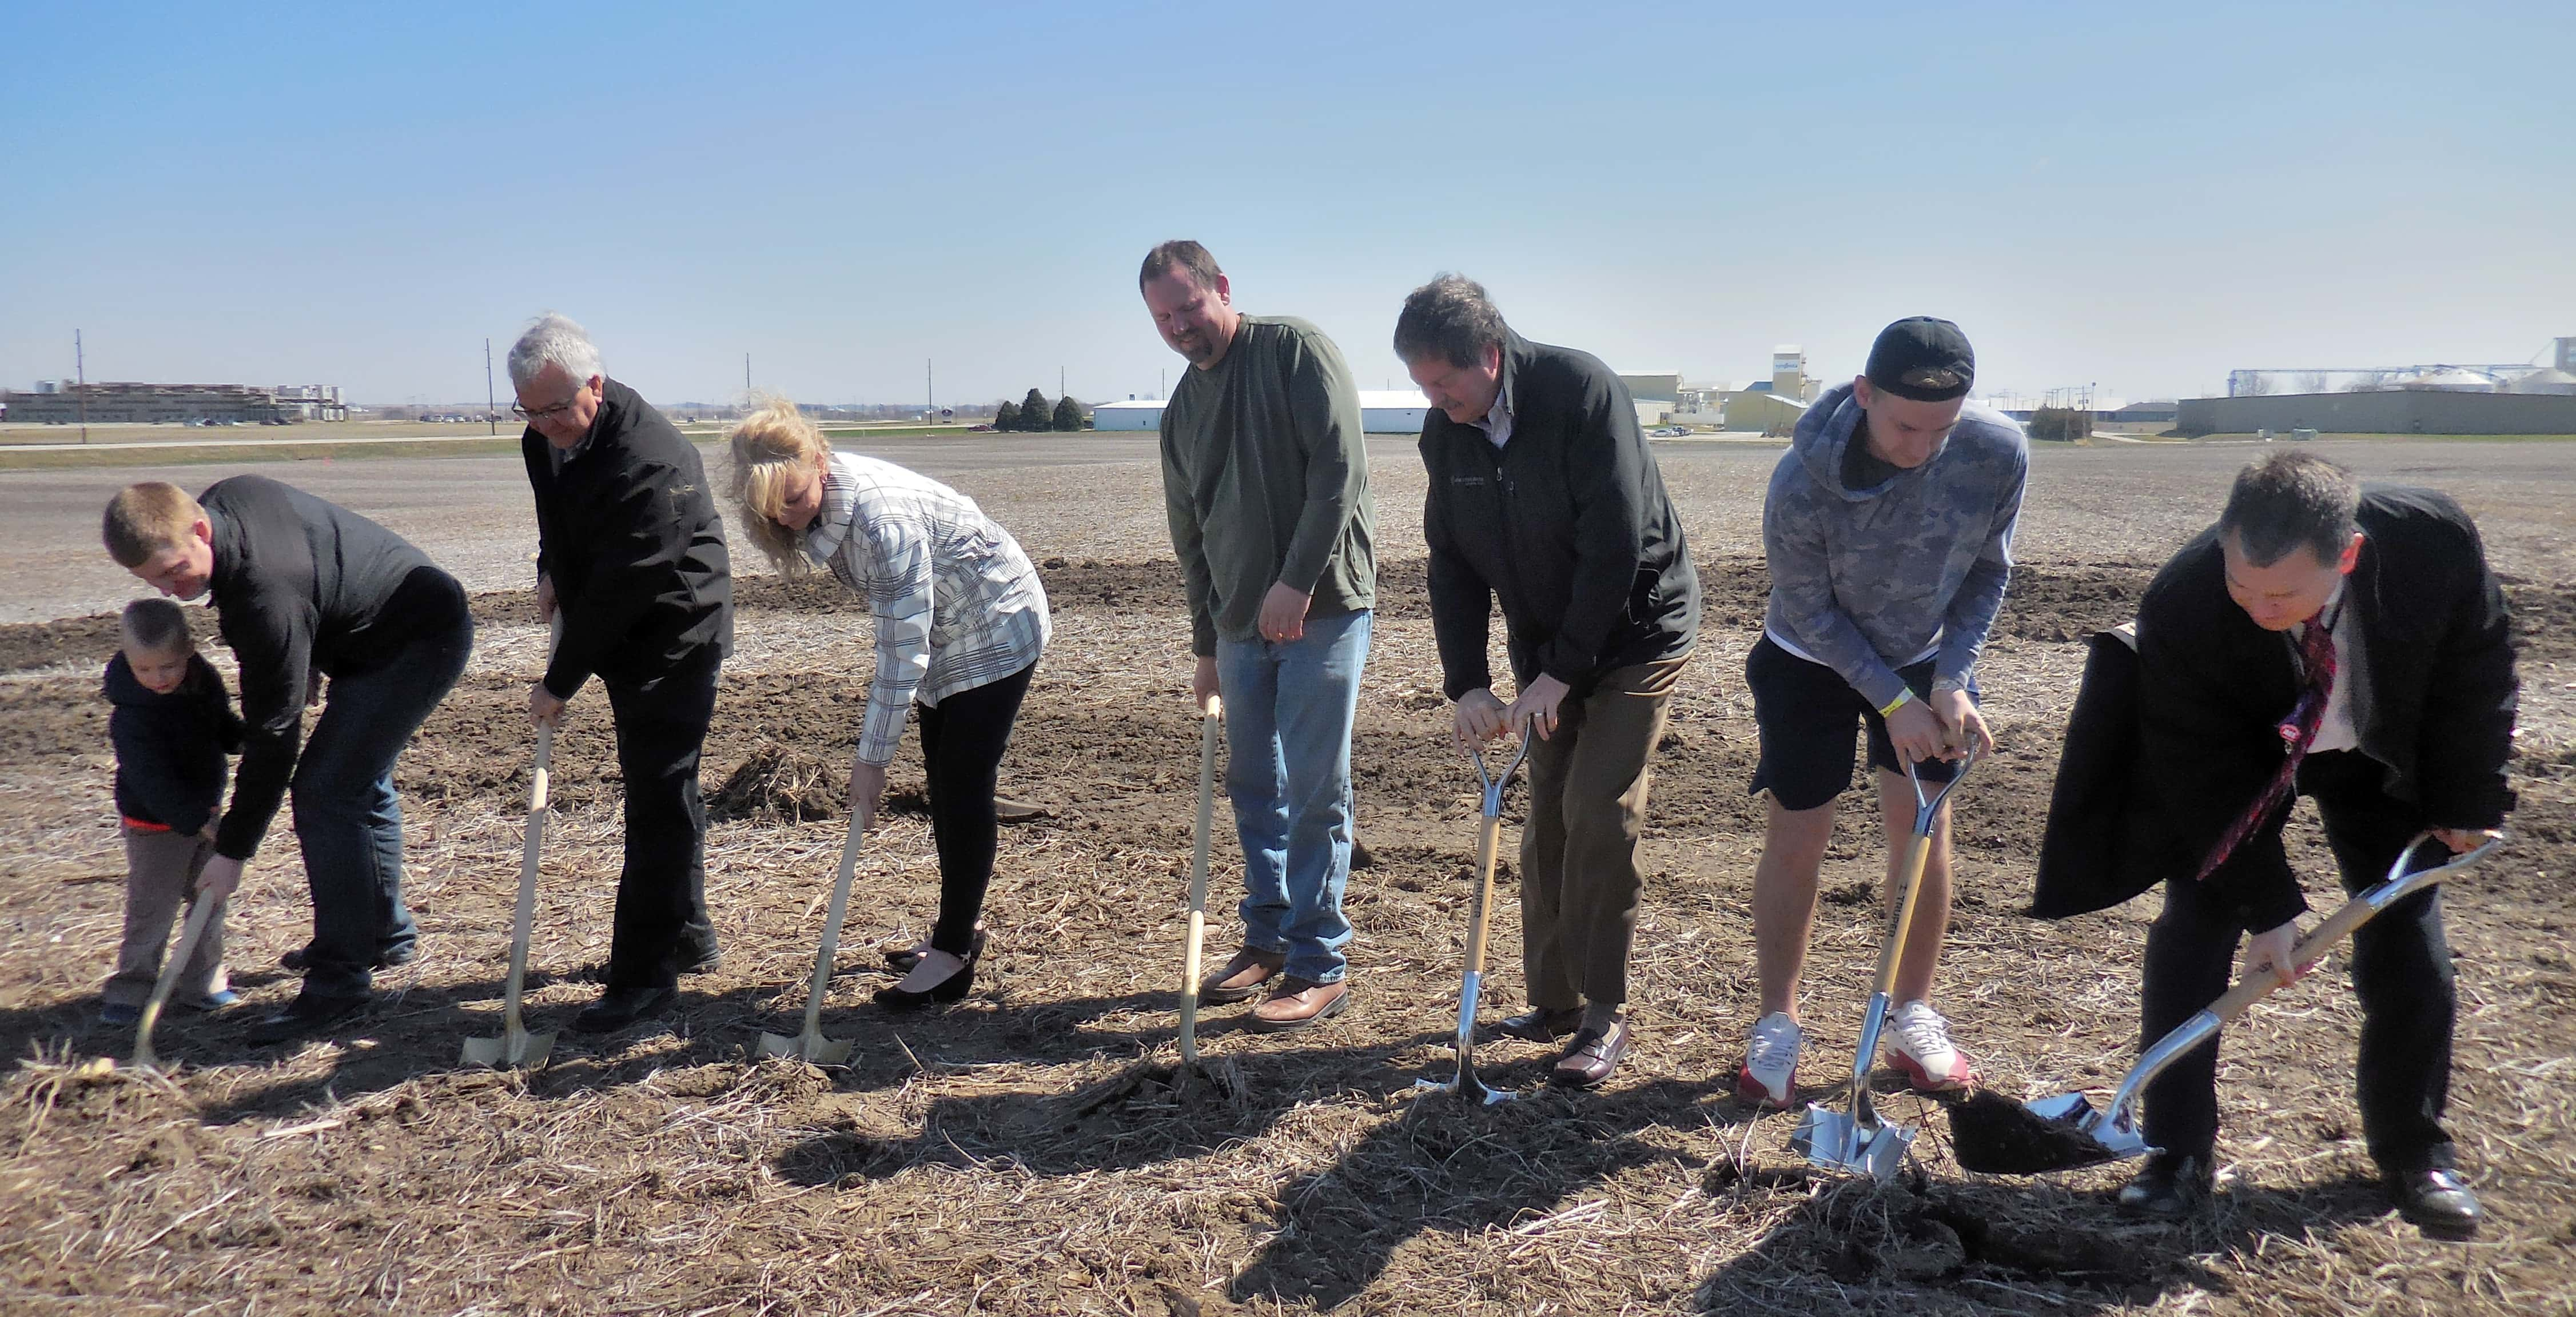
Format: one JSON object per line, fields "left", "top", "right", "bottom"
{"left": 1733, "top": 317, "right": 2028, "bottom": 1108}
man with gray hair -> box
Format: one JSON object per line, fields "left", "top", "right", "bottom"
{"left": 1400, "top": 273, "right": 1699, "bottom": 1089}
{"left": 510, "top": 313, "right": 732, "bottom": 1033}
{"left": 1141, "top": 240, "right": 1376, "bottom": 1032}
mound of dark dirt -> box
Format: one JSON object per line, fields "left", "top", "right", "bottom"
{"left": 706, "top": 743, "right": 843, "bottom": 823}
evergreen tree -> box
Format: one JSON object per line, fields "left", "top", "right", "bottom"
{"left": 1051, "top": 394, "right": 1086, "bottom": 431}
{"left": 1020, "top": 388, "right": 1051, "bottom": 430}
{"left": 994, "top": 400, "right": 1021, "bottom": 431}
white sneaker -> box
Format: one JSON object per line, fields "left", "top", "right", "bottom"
{"left": 1735, "top": 1011, "right": 1803, "bottom": 1108}
{"left": 1884, "top": 1000, "right": 1977, "bottom": 1092}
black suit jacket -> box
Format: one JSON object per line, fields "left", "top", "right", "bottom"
{"left": 2033, "top": 485, "right": 2517, "bottom": 930}
{"left": 523, "top": 378, "right": 732, "bottom": 697}
{"left": 1419, "top": 330, "right": 1698, "bottom": 701}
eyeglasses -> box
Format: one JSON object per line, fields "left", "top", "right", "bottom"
{"left": 511, "top": 381, "right": 594, "bottom": 422}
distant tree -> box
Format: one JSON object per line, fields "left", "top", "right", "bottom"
{"left": 1051, "top": 395, "right": 1086, "bottom": 431}
{"left": 994, "top": 400, "right": 1021, "bottom": 431}
{"left": 2291, "top": 371, "right": 2331, "bottom": 394}
{"left": 2027, "top": 406, "right": 2087, "bottom": 442}
{"left": 1020, "top": 389, "right": 1052, "bottom": 431}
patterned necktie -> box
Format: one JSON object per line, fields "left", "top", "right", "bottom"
{"left": 2193, "top": 604, "right": 2340, "bottom": 884}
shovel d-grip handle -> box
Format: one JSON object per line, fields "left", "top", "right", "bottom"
{"left": 2101, "top": 830, "right": 2502, "bottom": 1135}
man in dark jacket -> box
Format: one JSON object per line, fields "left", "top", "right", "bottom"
{"left": 104, "top": 476, "right": 474, "bottom": 1043}
{"left": 510, "top": 313, "right": 734, "bottom": 1033}
{"left": 1399, "top": 274, "right": 1699, "bottom": 1089}
{"left": 2100, "top": 451, "right": 2514, "bottom": 1238}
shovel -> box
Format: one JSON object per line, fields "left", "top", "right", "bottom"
{"left": 463, "top": 722, "right": 559, "bottom": 1069}
{"left": 1416, "top": 731, "right": 1533, "bottom": 1106}
{"left": 1952, "top": 830, "right": 2504, "bottom": 1174}
{"left": 1177, "top": 696, "right": 1223, "bottom": 1066}
{"left": 759, "top": 810, "right": 869, "bottom": 1065}
{"left": 1792, "top": 746, "right": 1978, "bottom": 1179}
{"left": 129, "top": 892, "right": 222, "bottom": 1071}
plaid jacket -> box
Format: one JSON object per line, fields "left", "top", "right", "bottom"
{"left": 805, "top": 452, "right": 1049, "bottom": 765}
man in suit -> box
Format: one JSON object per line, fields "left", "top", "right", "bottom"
{"left": 1401, "top": 273, "right": 1700, "bottom": 1088}
{"left": 511, "top": 313, "right": 733, "bottom": 1033}
{"left": 2113, "top": 450, "right": 2515, "bottom": 1238}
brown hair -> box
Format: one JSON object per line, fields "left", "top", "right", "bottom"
{"left": 102, "top": 482, "right": 204, "bottom": 568}
{"left": 119, "top": 597, "right": 194, "bottom": 656}
{"left": 1139, "top": 240, "right": 1223, "bottom": 292}
{"left": 725, "top": 396, "right": 832, "bottom": 575}
{"left": 2220, "top": 451, "right": 2360, "bottom": 567}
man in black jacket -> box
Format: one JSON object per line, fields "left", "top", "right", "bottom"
{"left": 509, "top": 313, "right": 733, "bottom": 1033}
{"left": 1399, "top": 274, "right": 1699, "bottom": 1089}
{"left": 105, "top": 477, "right": 474, "bottom": 1044}
{"left": 2109, "top": 452, "right": 2515, "bottom": 1238}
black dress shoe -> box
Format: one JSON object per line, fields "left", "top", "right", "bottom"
{"left": 1486, "top": 1006, "right": 1583, "bottom": 1045}
{"left": 244, "top": 992, "right": 369, "bottom": 1045}
{"left": 573, "top": 984, "right": 675, "bottom": 1033}
{"left": 2116, "top": 1153, "right": 2211, "bottom": 1218}
{"left": 875, "top": 932, "right": 985, "bottom": 1012}
{"left": 1550, "top": 1019, "right": 1630, "bottom": 1089}
{"left": 2386, "top": 1164, "right": 2482, "bottom": 1239}
{"left": 280, "top": 942, "right": 415, "bottom": 973}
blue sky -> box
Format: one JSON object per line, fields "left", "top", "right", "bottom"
{"left": 4, "top": 1, "right": 2569, "bottom": 406}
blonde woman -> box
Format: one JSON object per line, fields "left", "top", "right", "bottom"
{"left": 730, "top": 401, "right": 1049, "bottom": 1009}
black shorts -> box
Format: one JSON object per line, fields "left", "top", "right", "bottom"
{"left": 1746, "top": 635, "right": 1976, "bottom": 812}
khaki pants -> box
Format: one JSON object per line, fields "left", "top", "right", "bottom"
{"left": 1520, "top": 655, "right": 1686, "bottom": 1010}
{"left": 102, "top": 825, "right": 228, "bottom": 1007}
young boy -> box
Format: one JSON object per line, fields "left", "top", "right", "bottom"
{"left": 99, "top": 597, "right": 243, "bottom": 1026}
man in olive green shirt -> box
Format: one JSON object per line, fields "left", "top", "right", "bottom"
{"left": 1142, "top": 240, "right": 1376, "bottom": 1031}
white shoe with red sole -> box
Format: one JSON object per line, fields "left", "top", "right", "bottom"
{"left": 1735, "top": 1011, "right": 1803, "bottom": 1108}
{"left": 1882, "top": 999, "right": 1977, "bottom": 1092}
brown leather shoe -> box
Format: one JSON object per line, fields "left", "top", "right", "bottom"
{"left": 1200, "top": 947, "right": 1287, "bottom": 1004}
{"left": 1551, "top": 1019, "right": 1629, "bottom": 1089}
{"left": 1486, "top": 1005, "right": 1583, "bottom": 1045}
{"left": 1249, "top": 976, "right": 1350, "bottom": 1032}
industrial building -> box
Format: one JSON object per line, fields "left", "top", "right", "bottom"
{"left": 1673, "top": 346, "right": 1818, "bottom": 433}
{"left": 1091, "top": 390, "right": 1434, "bottom": 433}
{"left": 2183, "top": 337, "right": 2576, "bottom": 436}
{"left": 2, "top": 381, "right": 347, "bottom": 424}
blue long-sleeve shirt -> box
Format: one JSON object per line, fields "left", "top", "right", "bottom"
{"left": 1759, "top": 383, "right": 2026, "bottom": 709}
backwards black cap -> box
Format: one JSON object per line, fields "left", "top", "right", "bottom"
{"left": 1865, "top": 317, "right": 1975, "bottom": 402}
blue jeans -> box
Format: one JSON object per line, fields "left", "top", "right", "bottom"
{"left": 289, "top": 572, "right": 472, "bottom": 1000}
{"left": 1215, "top": 608, "right": 1369, "bottom": 984}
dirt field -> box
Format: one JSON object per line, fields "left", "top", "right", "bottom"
{"left": 2, "top": 440, "right": 2570, "bottom": 1316}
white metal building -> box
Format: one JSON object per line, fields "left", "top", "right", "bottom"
{"left": 1087, "top": 390, "right": 1435, "bottom": 434}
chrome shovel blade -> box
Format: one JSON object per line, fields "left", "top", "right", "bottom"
{"left": 1792, "top": 1103, "right": 1914, "bottom": 1181}
{"left": 461, "top": 1028, "right": 557, "bottom": 1069}
{"left": 1414, "top": 1075, "right": 1515, "bottom": 1106}
{"left": 757, "top": 1030, "right": 852, "bottom": 1066}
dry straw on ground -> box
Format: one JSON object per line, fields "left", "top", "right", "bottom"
{"left": 3, "top": 444, "right": 2573, "bottom": 1315}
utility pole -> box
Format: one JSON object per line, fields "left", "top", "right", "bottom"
{"left": 75, "top": 329, "right": 89, "bottom": 445}
{"left": 484, "top": 338, "right": 497, "bottom": 435}
{"left": 1059, "top": 365, "right": 1065, "bottom": 397}
{"left": 926, "top": 358, "right": 934, "bottom": 415}
{"left": 744, "top": 353, "right": 751, "bottom": 394}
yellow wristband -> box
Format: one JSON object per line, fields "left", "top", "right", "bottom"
{"left": 1877, "top": 689, "right": 1914, "bottom": 717}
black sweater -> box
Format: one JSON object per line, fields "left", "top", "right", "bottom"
{"left": 521, "top": 378, "right": 732, "bottom": 698}
{"left": 2127, "top": 485, "right": 2518, "bottom": 932}
{"left": 200, "top": 474, "right": 454, "bottom": 860}
{"left": 1420, "top": 332, "right": 1699, "bottom": 700}
{"left": 106, "top": 651, "right": 242, "bottom": 836}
